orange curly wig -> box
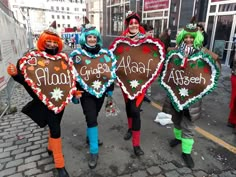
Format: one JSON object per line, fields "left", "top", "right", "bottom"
{"left": 37, "top": 31, "right": 63, "bottom": 53}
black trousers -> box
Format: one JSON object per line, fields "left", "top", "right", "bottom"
{"left": 125, "top": 99, "right": 142, "bottom": 131}
{"left": 47, "top": 110, "right": 64, "bottom": 138}
{"left": 80, "top": 92, "right": 106, "bottom": 128}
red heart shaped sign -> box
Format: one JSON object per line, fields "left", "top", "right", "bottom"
{"left": 19, "top": 51, "right": 77, "bottom": 113}
{"left": 110, "top": 37, "right": 165, "bottom": 99}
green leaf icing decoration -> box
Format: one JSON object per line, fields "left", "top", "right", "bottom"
{"left": 197, "top": 60, "right": 205, "bottom": 68}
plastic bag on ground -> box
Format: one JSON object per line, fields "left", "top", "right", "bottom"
{"left": 154, "top": 112, "right": 173, "bottom": 126}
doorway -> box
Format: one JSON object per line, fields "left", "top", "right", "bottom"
{"left": 208, "top": 14, "right": 236, "bottom": 66}
{"left": 144, "top": 19, "right": 168, "bottom": 38}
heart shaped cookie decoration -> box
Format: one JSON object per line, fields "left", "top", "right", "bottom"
{"left": 70, "top": 48, "right": 116, "bottom": 98}
{"left": 19, "top": 51, "right": 77, "bottom": 113}
{"left": 159, "top": 50, "right": 220, "bottom": 111}
{"left": 109, "top": 37, "right": 165, "bottom": 99}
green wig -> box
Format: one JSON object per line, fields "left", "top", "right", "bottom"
{"left": 79, "top": 26, "right": 102, "bottom": 47}
{"left": 176, "top": 29, "right": 203, "bottom": 49}
{"left": 176, "top": 17, "right": 204, "bottom": 49}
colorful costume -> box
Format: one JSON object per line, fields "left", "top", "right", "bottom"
{"left": 228, "top": 54, "right": 236, "bottom": 132}
{"left": 110, "top": 11, "right": 165, "bottom": 156}
{"left": 160, "top": 18, "right": 220, "bottom": 168}
{"left": 70, "top": 25, "right": 116, "bottom": 169}
{"left": 7, "top": 21, "right": 76, "bottom": 177}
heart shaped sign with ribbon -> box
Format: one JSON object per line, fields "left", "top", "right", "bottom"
{"left": 109, "top": 37, "right": 165, "bottom": 100}
{"left": 159, "top": 50, "right": 220, "bottom": 111}
{"left": 70, "top": 48, "right": 116, "bottom": 98}
{"left": 19, "top": 51, "right": 77, "bottom": 113}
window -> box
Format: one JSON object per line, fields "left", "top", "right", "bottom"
{"left": 111, "top": 6, "right": 123, "bottom": 35}
{"left": 57, "top": 15, "right": 60, "bottom": 19}
{"left": 62, "top": 15, "right": 65, "bottom": 19}
{"left": 51, "top": 6, "right": 54, "bottom": 10}
{"left": 58, "top": 24, "right": 61, "bottom": 27}
{"left": 61, "top": 7, "right": 64, "bottom": 10}
{"left": 56, "top": 7, "right": 59, "bottom": 10}
{"left": 52, "top": 15, "right": 54, "bottom": 19}
{"left": 67, "top": 16, "right": 70, "bottom": 19}
{"left": 67, "top": 7, "right": 69, "bottom": 11}
{"left": 68, "top": 24, "right": 71, "bottom": 27}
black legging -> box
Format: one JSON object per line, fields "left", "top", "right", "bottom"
{"left": 125, "top": 99, "right": 142, "bottom": 131}
{"left": 47, "top": 110, "right": 64, "bottom": 138}
{"left": 80, "top": 92, "right": 106, "bottom": 128}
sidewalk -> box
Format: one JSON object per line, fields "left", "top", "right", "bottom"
{"left": 0, "top": 63, "right": 235, "bottom": 177}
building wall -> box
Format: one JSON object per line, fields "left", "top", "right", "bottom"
{"left": 45, "top": 0, "right": 86, "bottom": 35}
{"left": 86, "top": 0, "right": 102, "bottom": 33}
{"left": 8, "top": 0, "right": 86, "bottom": 35}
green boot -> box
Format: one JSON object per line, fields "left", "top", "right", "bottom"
{"left": 182, "top": 138, "right": 194, "bottom": 168}
{"left": 169, "top": 128, "right": 182, "bottom": 147}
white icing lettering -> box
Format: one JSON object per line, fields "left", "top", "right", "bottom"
{"left": 167, "top": 69, "right": 206, "bottom": 86}
{"left": 80, "top": 63, "right": 110, "bottom": 81}
{"left": 117, "top": 55, "right": 153, "bottom": 77}
{"left": 35, "top": 67, "right": 72, "bottom": 87}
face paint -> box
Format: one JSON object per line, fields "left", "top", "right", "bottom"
{"left": 128, "top": 18, "right": 139, "bottom": 34}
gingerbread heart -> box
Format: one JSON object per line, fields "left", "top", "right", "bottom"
{"left": 19, "top": 51, "right": 76, "bottom": 113}
{"left": 159, "top": 50, "right": 220, "bottom": 111}
{"left": 27, "top": 57, "right": 37, "bottom": 65}
{"left": 109, "top": 37, "right": 165, "bottom": 99}
{"left": 70, "top": 48, "right": 116, "bottom": 98}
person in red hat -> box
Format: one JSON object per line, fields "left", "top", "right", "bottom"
{"left": 119, "top": 11, "right": 146, "bottom": 156}
{"left": 7, "top": 21, "right": 79, "bottom": 177}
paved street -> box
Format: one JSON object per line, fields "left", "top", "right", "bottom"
{"left": 0, "top": 47, "right": 236, "bottom": 177}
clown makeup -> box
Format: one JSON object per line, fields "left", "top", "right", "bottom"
{"left": 184, "top": 34, "right": 194, "bottom": 47}
{"left": 128, "top": 18, "right": 139, "bottom": 34}
{"left": 86, "top": 35, "right": 97, "bottom": 47}
{"left": 45, "top": 40, "right": 58, "bottom": 49}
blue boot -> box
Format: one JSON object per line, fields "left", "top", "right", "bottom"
{"left": 87, "top": 127, "right": 99, "bottom": 169}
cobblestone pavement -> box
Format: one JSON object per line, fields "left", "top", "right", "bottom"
{"left": 0, "top": 48, "right": 235, "bottom": 176}
{"left": 0, "top": 84, "right": 236, "bottom": 177}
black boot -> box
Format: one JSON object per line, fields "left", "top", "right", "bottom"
{"left": 124, "top": 129, "right": 132, "bottom": 140}
{"left": 88, "top": 154, "right": 99, "bottom": 169}
{"left": 182, "top": 153, "right": 194, "bottom": 168}
{"left": 56, "top": 167, "right": 70, "bottom": 177}
{"left": 169, "top": 139, "right": 181, "bottom": 147}
{"left": 133, "top": 146, "right": 144, "bottom": 156}
{"left": 86, "top": 137, "right": 103, "bottom": 146}
{"left": 143, "top": 96, "right": 151, "bottom": 103}
{"left": 227, "top": 122, "right": 235, "bottom": 128}
{"left": 47, "top": 149, "right": 52, "bottom": 156}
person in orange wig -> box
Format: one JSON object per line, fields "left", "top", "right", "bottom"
{"left": 6, "top": 21, "right": 78, "bottom": 177}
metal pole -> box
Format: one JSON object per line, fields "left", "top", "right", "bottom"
{"left": 27, "top": 8, "right": 34, "bottom": 49}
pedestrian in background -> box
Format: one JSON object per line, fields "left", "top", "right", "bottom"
{"left": 228, "top": 51, "right": 236, "bottom": 133}
{"left": 197, "top": 24, "right": 208, "bottom": 48}
{"left": 70, "top": 35, "right": 75, "bottom": 49}
{"left": 141, "top": 23, "right": 154, "bottom": 103}
{"left": 159, "top": 28, "right": 171, "bottom": 51}
{"left": 70, "top": 24, "right": 115, "bottom": 169}
{"left": 142, "top": 23, "right": 154, "bottom": 38}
